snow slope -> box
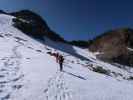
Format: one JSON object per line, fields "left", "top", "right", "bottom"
{"left": 0, "top": 14, "right": 133, "bottom": 100}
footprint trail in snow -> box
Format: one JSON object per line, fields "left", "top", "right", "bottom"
{"left": 44, "top": 71, "right": 73, "bottom": 100}
{"left": 0, "top": 45, "right": 24, "bottom": 100}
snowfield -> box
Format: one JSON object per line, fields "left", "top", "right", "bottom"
{"left": 0, "top": 14, "right": 133, "bottom": 100}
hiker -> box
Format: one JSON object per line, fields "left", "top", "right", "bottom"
{"left": 58, "top": 55, "right": 64, "bottom": 71}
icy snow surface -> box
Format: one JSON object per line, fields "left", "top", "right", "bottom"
{"left": 0, "top": 14, "right": 133, "bottom": 100}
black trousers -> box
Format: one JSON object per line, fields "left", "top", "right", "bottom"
{"left": 60, "top": 63, "right": 63, "bottom": 71}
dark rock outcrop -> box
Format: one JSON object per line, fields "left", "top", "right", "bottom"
{"left": 69, "top": 40, "right": 92, "bottom": 48}
{"left": 10, "top": 10, "right": 65, "bottom": 42}
{"left": 89, "top": 28, "right": 133, "bottom": 67}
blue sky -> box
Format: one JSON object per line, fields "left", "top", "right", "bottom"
{"left": 0, "top": 0, "right": 132, "bottom": 41}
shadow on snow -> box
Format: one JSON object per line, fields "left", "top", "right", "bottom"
{"left": 63, "top": 70, "right": 86, "bottom": 80}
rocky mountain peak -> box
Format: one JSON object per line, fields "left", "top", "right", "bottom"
{"left": 89, "top": 28, "right": 133, "bottom": 66}
{"left": 10, "top": 10, "right": 65, "bottom": 42}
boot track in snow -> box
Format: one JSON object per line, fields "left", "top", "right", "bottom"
{"left": 0, "top": 45, "right": 24, "bottom": 100}
{"left": 44, "top": 71, "right": 73, "bottom": 100}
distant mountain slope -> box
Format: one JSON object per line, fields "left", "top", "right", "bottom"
{"left": 69, "top": 40, "right": 91, "bottom": 48}
{"left": 10, "top": 10, "right": 65, "bottom": 42}
{"left": 89, "top": 28, "right": 133, "bottom": 67}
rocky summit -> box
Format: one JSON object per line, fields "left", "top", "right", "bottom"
{"left": 89, "top": 28, "right": 133, "bottom": 67}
